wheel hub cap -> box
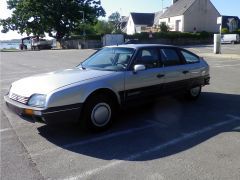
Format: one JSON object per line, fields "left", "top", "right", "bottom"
{"left": 91, "top": 103, "right": 111, "bottom": 127}
{"left": 190, "top": 87, "right": 201, "bottom": 96}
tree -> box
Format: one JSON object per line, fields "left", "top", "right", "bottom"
{"left": 94, "top": 20, "right": 114, "bottom": 35}
{"left": 108, "top": 11, "right": 121, "bottom": 32}
{"left": 0, "top": 0, "right": 106, "bottom": 43}
{"left": 159, "top": 23, "right": 170, "bottom": 32}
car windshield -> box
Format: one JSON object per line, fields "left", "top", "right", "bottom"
{"left": 80, "top": 47, "right": 135, "bottom": 71}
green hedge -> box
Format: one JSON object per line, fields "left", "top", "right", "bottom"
{"left": 125, "top": 31, "right": 213, "bottom": 40}
{"left": 65, "top": 34, "right": 102, "bottom": 40}
{"left": 65, "top": 31, "right": 214, "bottom": 41}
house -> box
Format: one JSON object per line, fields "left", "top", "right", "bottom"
{"left": 123, "top": 0, "right": 221, "bottom": 34}
{"left": 125, "top": 13, "right": 155, "bottom": 35}
{"left": 157, "top": 0, "right": 221, "bottom": 32}
{"left": 221, "top": 16, "right": 240, "bottom": 32}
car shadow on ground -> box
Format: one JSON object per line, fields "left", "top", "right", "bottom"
{"left": 37, "top": 92, "right": 240, "bottom": 161}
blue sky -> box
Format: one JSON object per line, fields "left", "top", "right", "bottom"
{"left": 1, "top": 0, "right": 240, "bottom": 40}
{"left": 101, "top": 0, "right": 240, "bottom": 17}
{"left": 101, "top": 0, "right": 240, "bottom": 18}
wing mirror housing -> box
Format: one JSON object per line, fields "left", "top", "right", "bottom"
{"left": 133, "top": 64, "right": 146, "bottom": 73}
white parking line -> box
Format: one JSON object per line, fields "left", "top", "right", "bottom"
{"left": 31, "top": 123, "right": 158, "bottom": 157}
{"left": 213, "top": 64, "right": 240, "bottom": 68}
{"left": 62, "top": 114, "right": 240, "bottom": 180}
{"left": 0, "top": 128, "right": 12, "bottom": 133}
{"left": 226, "top": 114, "right": 240, "bottom": 120}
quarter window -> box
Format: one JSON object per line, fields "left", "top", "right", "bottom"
{"left": 160, "top": 48, "right": 181, "bottom": 66}
{"left": 181, "top": 51, "right": 199, "bottom": 63}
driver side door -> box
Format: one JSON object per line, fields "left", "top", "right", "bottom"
{"left": 124, "top": 47, "right": 164, "bottom": 102}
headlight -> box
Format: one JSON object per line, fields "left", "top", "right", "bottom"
{"left": 28, "top": 94, "right": 46, "bottom": 108}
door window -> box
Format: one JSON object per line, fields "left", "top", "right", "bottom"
{"left": 160, "top": 48, "right": 181, "bottom": 66}
{"left": 135, "top": 48, "right": 159, "bottom": 69}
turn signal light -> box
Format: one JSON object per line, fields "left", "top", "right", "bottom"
{"left": 24, "top": 109, "right": 33, "bottom": 115}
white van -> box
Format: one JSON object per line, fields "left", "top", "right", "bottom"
{"left": 221, "top": 34, "right": 240, "bottom": 44}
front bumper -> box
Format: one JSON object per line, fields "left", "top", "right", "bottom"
{"left": 4, "top": 95, "right": 83, "bottom": 124}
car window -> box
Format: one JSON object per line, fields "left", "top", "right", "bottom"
{"left": 160, "top": 48, "right": 181, "bottom": 66}
{"left": 181, "top": 50, "right": 200, "bottom": 64}
{"left": 135, "top": 48, "right": 159, "bottom": 69}
{"left": 81, "top": 47, "right": 134, "bottom": 71}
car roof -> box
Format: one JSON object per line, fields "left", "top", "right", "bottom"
{"left": 105, "top": 44, "right": 178, "bottom": 49}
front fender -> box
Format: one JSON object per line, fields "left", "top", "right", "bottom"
{"left": 46, "top": 72, "right": 125, "bottom": 108}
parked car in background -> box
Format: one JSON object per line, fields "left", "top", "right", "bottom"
{"left": 221, "top": 34, "right": 240, "bottom": 44}
{"left": 19, "top": 36, "right": 52, "bottom": 50}
{"left": 4, "top": 44, "right": 210, "bottom": 131}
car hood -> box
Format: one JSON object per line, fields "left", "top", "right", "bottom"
{"left": 10, "top": 68, "right": 113, "bottom": 97}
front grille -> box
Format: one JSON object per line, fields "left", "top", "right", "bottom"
{"left": 9, "top": 93, "right": 29, "bottom": 104}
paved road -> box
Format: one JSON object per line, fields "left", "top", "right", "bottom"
{"left": 1, "top": 45, "right": 240, "bottom": 180}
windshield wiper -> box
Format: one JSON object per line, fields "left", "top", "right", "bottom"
{"left": 78, "top": 63, "right": 86, "bottom": 70}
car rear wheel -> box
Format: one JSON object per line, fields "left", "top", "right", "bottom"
{"left": 81, "top": 94, "right": 115, "bottom": 131}
{"left": 186, "top": 86, "right": 202, "bottom": 100}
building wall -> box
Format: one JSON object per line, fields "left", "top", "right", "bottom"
{"left": 159, "top": 15, "right": 184, "bottom": 32}
{"left": 184, "top": 0, "right": 220, "bottom": 32}
{"left": 126, "top": 15, "right": 136, "bottom": 35}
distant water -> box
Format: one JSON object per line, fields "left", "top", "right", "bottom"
{"left": 0, "top": 41, "right": 32, "bottom": 49}
{"left": 1, "top": 39, "right": 56, "bottom": 49}
{"left": 0, "top": 42, "right": 21, "bottom": 49}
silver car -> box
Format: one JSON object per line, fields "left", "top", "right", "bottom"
{"left": 4, "top": 44, "right": 210, "bottom": 131}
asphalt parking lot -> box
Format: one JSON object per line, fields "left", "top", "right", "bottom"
{"left": 1, "top": 44, "right": 240, "bottom": 180}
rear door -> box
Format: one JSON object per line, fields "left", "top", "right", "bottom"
{"left": 159, "top": 47, "right": 189, "bottom": 93}
{"left": 179, "top": 49, "right": 204, "bottom": 88}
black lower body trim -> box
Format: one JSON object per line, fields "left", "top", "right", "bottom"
{"left": 42, "top": 104, "right": 83, "bottom": 124}
{"left": 119, "top": 75, "right": 210, "bottom": 104}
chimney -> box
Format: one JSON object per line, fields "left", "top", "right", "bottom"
{"left": 172, "top": 0, "right": 178, "bottom": 4}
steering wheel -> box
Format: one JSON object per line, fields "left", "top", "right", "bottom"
{"left": 116, "top": 63, "right": 127, "bottom": 68}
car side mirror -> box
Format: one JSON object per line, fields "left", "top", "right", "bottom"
{"left": 133, "top": 64, "right": 146, "bottom": 73}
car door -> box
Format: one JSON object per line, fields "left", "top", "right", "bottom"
{"left": 160, "top": 48, "right": 189, "bottom": 93}
{"left": 179, "top": 49, "right": 204, "bottom": 88}
{"left": 124, "top": 47, "right": 164, "bottom": 101}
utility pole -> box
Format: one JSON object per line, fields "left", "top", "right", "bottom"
{"left": 80, "top": 11, "right": 86, "bottom": 37}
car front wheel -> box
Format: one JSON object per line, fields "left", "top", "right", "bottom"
{"left": 81, "top": 95, "right": 115, "bottom": 131}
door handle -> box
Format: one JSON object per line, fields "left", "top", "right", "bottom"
{"left": 182, "top": 70, "right": 189, "bottom": 74}
{"left": 157, "top": 74, "right": 165, "bottom": 78}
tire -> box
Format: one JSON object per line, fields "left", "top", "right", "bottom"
{"left": 81, "top": 94, "right": 116, "bottom": 131}
{"left": 186, "top": 86, "right": 202, "bottom": 100}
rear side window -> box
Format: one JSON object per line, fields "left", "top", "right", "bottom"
{"left": 160, "top": 48, "right": 181, "bottom": 66}
{"left": 181, "top": 50, "right": 199, "bottom": 64}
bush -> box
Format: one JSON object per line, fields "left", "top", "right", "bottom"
{"left": 159, "top": 23, "right": 170, "bottom": 32}
{"left": 233, "top": 29, "right": 240, "bottom": 35}
{"left": 221, "top": 28, "right": 229, "bottom": 34}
